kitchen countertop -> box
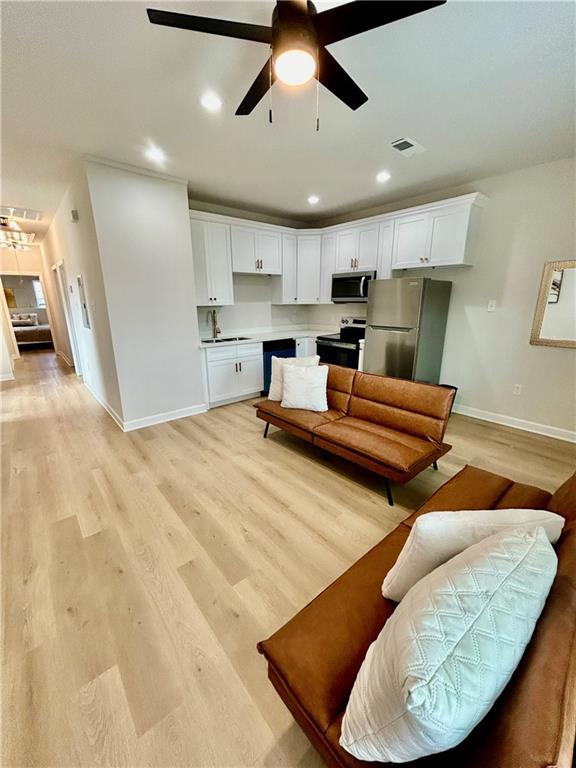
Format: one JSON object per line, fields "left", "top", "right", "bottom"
{"left": 199, "top": 328, "right": 337, "bottom": 348}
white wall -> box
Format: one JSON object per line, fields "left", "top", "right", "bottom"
{"left": 85, "top": 160, "right": 205, "bottom": 426}
{"left": 380, "top": 158, "right": 575, "bottom": 437}
{"left": 0, "top": 316, "right": 15, "bottom": 381}
{"left": 42, "top": 168, "right": 122, "bottom": 417}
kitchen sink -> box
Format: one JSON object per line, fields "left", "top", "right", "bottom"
{"left": 203, "top": 336, "right": 252, "bottom": 343}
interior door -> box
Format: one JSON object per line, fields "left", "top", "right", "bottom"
{"left": 297, "top": 235, "right": 321, "bottom": 304}
{"left": 363, "top": 326, "right": 418, "bottom": 379}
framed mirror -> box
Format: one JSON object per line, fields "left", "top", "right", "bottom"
{"left": 530, "top": 260, "right": 576, "bottom": 349}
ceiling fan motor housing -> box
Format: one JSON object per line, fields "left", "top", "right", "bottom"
{"left": 272, "top": 0, "right": 318, "bottom": 62}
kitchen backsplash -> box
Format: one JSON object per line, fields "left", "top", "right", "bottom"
{"left": 196, "top": 274, "right": 367, "bottom": 337}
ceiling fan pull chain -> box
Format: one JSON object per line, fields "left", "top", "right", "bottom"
{"left": 315, "top": 47, "right": 320, "bottom": 132}
{"left": 268, "top": 53, "right": 273, "bottom": 124}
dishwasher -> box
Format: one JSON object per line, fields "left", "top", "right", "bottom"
{"left": 262, "top": 338, "right": 296, "bottom": 395}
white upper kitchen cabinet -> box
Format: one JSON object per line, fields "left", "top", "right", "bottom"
{"left": 320, "top": 233, "right": 336, "bottom": 302}
{"left": 335, "top": 229, "right": 358, "bottom": 273}
{"left": 296, "top": 235, "right": 322, "bottom": 304}
{"left": 356, "top": 223, "right": 380, "bottom": 271}
{"left": 231, "top": 225, "right": 281, "bottom": 274}
{"left": 190, "top": 218, "right": 234, "bottom": 306}
{"left": 392, "top": 211, "right": 430, "bottom": 269}
{"left": 391, "top": 194, "right": 484, "bottom": 270}
{"left": 377, "top": 221, "right": 394, "bottom": 279}
{"left": 279, "top": 233, "right": 298, "bottom": 304}
{"left": 256, "top": 231, "right": 282, "bottom": 274}
{"left": 230, "top": 225, "right": 257, "bottom": 272}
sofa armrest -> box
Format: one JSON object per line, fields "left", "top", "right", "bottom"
{"left": 258, "top": 525, "right": 409, "bottom": 733}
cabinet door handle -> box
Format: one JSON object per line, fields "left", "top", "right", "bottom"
{"left": 239, "top": 361, "right": 242, "bottom": 372}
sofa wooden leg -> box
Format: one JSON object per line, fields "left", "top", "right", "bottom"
{"left": 433, "top": 460, "right": 438, "bottom": 470}
{"left": 263, "top": 423, "right": 270, "bottom": 438}
{"left": 384, "top": 478, "right": 394, "bottom": 506}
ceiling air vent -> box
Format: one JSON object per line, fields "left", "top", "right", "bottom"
{"left": 390, "top": 137, "right": 426, "bottom": 158}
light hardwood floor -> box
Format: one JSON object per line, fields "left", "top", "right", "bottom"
{"left": 2, "top": 350, "right": 575, "bottom": 768}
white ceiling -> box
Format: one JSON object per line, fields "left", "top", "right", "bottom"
{"left": 2, "top": 0, "right": 574, "bottom": 240}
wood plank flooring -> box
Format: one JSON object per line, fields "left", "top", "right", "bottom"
{"left": 2, "top": 350, "right": 575, "bottom": 767}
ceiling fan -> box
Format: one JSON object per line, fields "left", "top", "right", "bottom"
{"left": 147, "top": 1, "right": 446, "bottom": 116}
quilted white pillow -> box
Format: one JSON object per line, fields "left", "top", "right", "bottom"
{"left": 281, "top": 364, "right": 328, "bottom": 412}
{"left": 268, "top": 355, "right": 320, "bottom": 401}
{"left": 341, "top": 526, "right": 557, "bottom": 763}
{"left": 382, "top": 508, "right": 564, "bottom": 602}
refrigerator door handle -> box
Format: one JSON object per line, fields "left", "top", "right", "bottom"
{"left": 370, "top": 326, "right": 414, "bottom": 333}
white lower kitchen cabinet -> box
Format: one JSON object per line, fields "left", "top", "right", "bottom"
{"left": 205, "top": 343, "right": 263, "bottom": 405}
{"left": 296, "top": 337, "right": 317, "bottom": 357}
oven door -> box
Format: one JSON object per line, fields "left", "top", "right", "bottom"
{"left": 331, "top": 271, "right": 375, "bottom": 303}
{"left": 316, "top": 339, "right": 359, "bottom": 368}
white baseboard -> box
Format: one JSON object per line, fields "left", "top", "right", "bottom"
{"left": 84, "top": 381, "right": 125, "bottom": 430}
{"left": 122, "top": 403, "right": 208, "bottom": 432}
{"left": 56, "top": 350, "right": 74, "bottom": 367}
{"left": 84, "top": 379, "right": 207, "bottom": 432}
{"left": 453, "top": 404, "right": 576, "bottom": 444}
{"left": 0, "top": 371, "right": 15, "bottom": 382}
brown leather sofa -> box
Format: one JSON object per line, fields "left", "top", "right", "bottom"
{"left": 257, "top": 466, "right": 576, "bottom": 768}
{"left": 256, "top": 364, "right": 456, "bottom": 505}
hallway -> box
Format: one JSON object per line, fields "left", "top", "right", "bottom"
{"left": 2, "top": 351, "right": 575, "bottom": 767}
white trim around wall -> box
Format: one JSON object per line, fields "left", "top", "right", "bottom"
{"left": 453, "top": 404, "right": 576, "bottom": 444}
{"left": 122, "top": 404, "right": 208, "bottom": 432}
{"left": 0, "top": 372, "right": 15, "bottom": 382}
{"left": 84, "top": 379, "right": 208, "bottom": 433}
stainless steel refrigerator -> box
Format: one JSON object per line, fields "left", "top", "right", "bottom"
{"left": 364, "top": 277, "right": 452, "bottom": 383}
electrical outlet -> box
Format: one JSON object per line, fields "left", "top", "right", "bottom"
{"left": 487, "top": 299, "right": 497, "bottom": 312}
{"left": 512, "top": 384, "right": 522, "bottom": 396}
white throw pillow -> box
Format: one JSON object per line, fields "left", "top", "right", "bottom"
{"left": 341, "top": 526, "right": 557, "bottom": 763}
{"left": 268, "top": 355, "right": 320, "bottom": 401}
{"left": 382, "top": 508, "right": 564, "bottom": 602}
{"left": 281, "top": 364, "right": 328, "bottom": 412}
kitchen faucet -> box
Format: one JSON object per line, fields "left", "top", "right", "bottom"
{"left": 207, "top": 308, "right": 221, "bottom": 340}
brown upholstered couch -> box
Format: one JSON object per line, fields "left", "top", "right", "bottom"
{"left": 258, "top": 466, "right": 576, "bottom": 768}
{"left": 256, "top": 364, "right": 456, "bottom": 505}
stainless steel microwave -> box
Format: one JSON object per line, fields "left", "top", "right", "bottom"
{"left": 331, "top": 271, "right": 376, "bottom": 303}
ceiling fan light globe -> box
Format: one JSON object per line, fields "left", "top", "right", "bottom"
{"left": 274, "top": 49, "right": 316, "bottom": 86}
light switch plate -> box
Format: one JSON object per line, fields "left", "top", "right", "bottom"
{"left": 487, "top": 300, "right": 497, "bottom": 312}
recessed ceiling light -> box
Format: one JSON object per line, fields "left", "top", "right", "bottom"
{"left": 144, "top": 143, "right": 166, "bottom": 166}
{"left": 308, "top": 195, "right": 320, "bottom": 205}
{"left": 376, "top": 170, "right": 391, "bottom": 183}
{"left": 200, "top": 91, "right": 222, "bottom": 112}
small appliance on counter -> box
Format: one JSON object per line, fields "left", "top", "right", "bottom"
{"left": 316, "top": 317, "right": 366, "bottom": 368}
{"left": 331, "top": 271, "right": 376, "bottom": 303}
{"left": 364, "top": 277, "right": 452, "bottom": 384}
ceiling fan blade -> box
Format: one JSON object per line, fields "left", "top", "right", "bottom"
{"left": 313, "top": 1, "right": 446, "bottom": 46}
{"left": 317, "top": 48, "right": 368, "bottom": 110}
{"left": 235, "top": 58, "right": 276, "bottom": 115}
{"left": 147, "top": 8, "right": 272, "bottom": 44}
